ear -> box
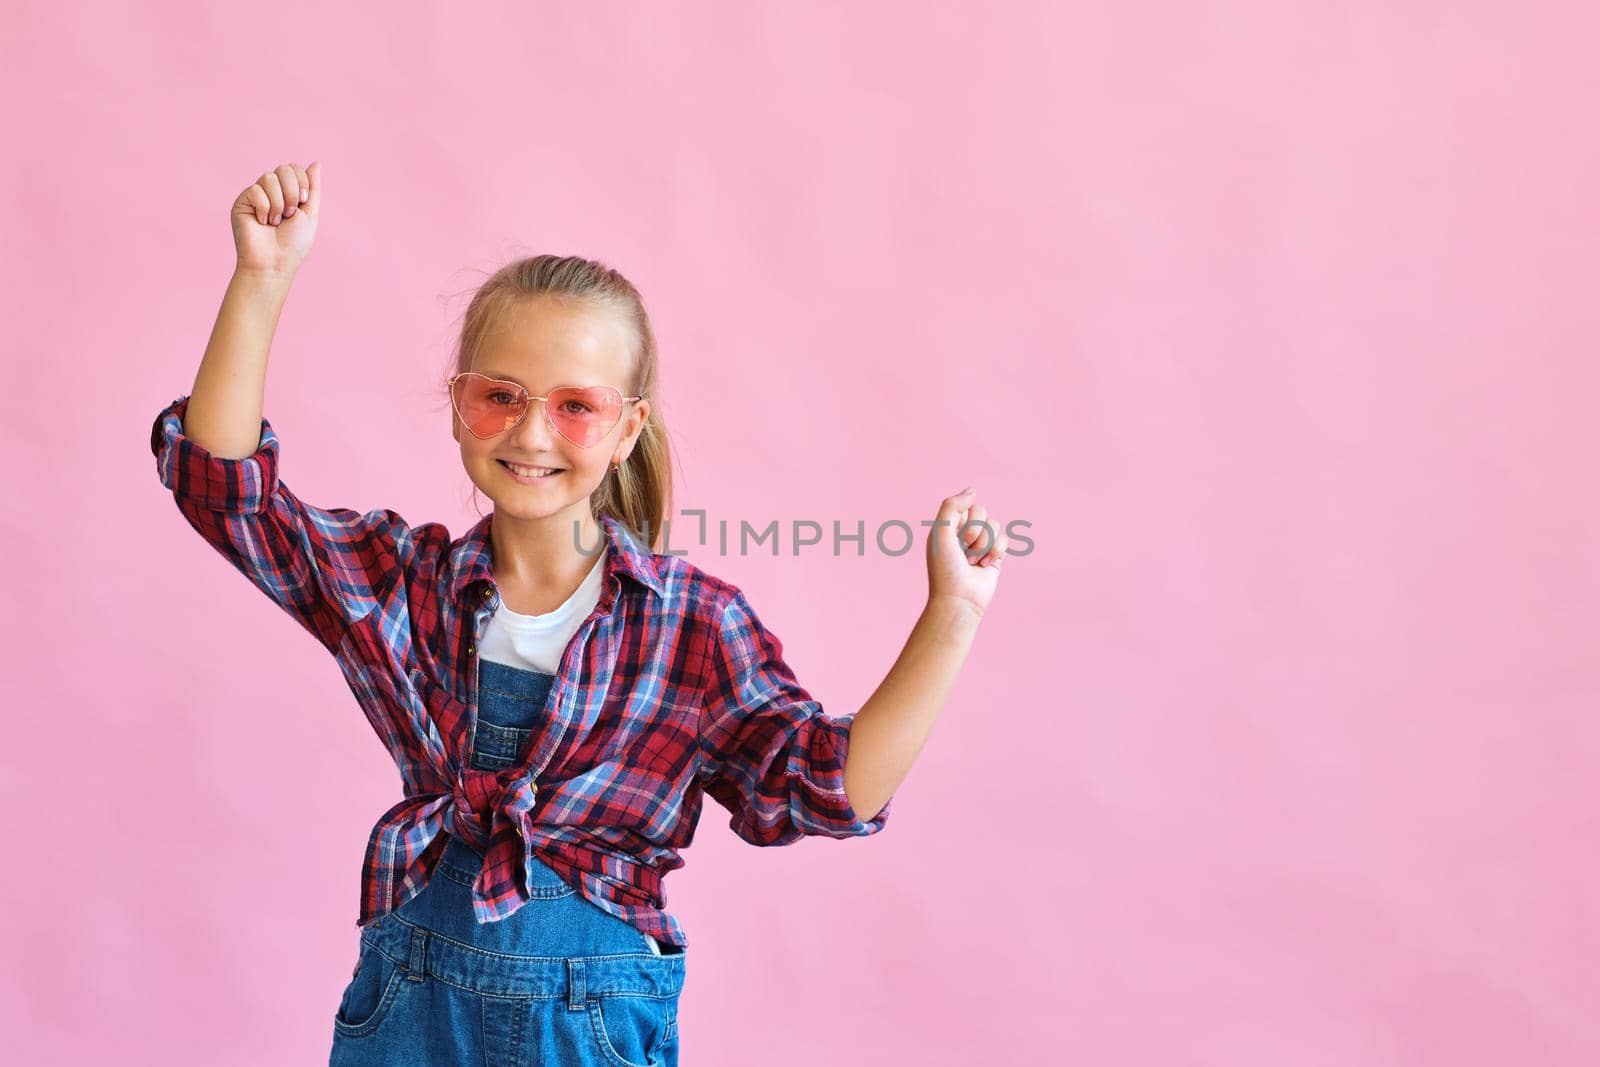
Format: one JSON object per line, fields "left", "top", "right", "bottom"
{"left": 624, "top": 398, "right": 650, "bottom": 445}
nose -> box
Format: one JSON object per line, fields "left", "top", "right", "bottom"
{"left": 508, "top": 397, "right": 561, "bottom": 451}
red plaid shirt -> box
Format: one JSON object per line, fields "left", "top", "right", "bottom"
{"left": 150, "top": 394, "right": 892, "bottom": 949}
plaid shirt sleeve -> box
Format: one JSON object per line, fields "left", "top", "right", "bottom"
{"left": 695, "top": 587, "right": 893, "bottom": 846}
{"left": 150, "top": 394, "right": 410, "bottom": 653}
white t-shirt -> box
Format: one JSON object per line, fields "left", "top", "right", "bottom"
{"left": 478, "top": 542, "right": 608, "bottom": 673}
{"left": 477, "top": 545, "right": 666, "bottom": 957}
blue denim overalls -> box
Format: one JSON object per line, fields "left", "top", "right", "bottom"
{"left": 328, "top": 658, "right": 686, "bottom": 1066}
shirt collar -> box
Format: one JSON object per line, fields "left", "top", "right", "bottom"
{"left": 447, "top": 512, "right": 665, "bottom": 602}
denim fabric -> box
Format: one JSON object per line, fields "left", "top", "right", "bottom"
{"left": 329, "top": 659, "right": 685, "bottom": 1066}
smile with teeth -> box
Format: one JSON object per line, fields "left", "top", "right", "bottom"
{"left": 499, "top": 460, "right": 565, "bottom": 480}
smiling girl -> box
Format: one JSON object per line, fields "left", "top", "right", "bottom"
{"left": 152, "top": 160, "right": 1006, "bottom": 1067}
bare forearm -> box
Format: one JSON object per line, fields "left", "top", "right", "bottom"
{"left": 842, "top": 595, "right": 982, "bottom": 819}
{"left": 184, "top": 268, "right": 295, "bottom": 459}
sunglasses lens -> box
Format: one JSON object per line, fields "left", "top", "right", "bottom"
{"left": 452, "top": 375, "right": 526, "bottom": 438}
{"left": 547, "top": 386, "right": 625, "bottom": 446}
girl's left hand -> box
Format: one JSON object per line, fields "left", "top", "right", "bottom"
{"left": 925, "top": 487, "right": 1007, "bottom": 618}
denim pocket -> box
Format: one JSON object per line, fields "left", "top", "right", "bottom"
{"left": 467, "top": 718, "right": 533, "bottom": 772}
{"left": 332, "top": 940, "right": 408, "bottom": 1038}
{"left": 586, "top": 995, "right": 676, "bottom": 1067}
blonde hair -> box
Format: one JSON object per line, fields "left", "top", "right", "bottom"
{"left": 439, "top": 254, "right": 676, "bottom": 551}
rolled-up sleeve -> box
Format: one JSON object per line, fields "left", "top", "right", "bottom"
{"left": 150, "top": 394, "right": 410, "bottom": 653}
{"left": 695, "top": 588, "right": 892, "bottom": 847}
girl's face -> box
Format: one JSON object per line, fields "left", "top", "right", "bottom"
{"left": 453, "top": 296, "right": 649, "bottom": 524}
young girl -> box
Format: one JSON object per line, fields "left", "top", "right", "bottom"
{"left": 152, "top": 161, "right": 1006, "bottom": 1067}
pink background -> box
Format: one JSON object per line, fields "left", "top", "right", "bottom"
{"left": 5, "top": 3, "right": 1599, "bottom": 1064}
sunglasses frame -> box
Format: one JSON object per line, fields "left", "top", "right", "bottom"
{"left": 447, "top": 371, "right": 643, "bottom": 446}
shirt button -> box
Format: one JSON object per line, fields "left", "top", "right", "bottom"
{"left": 468, "top": 645, "right": 475, "bottom": 654}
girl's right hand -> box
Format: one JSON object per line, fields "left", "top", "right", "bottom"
{"left": 230, "top": 161, "right": 321, "bottom": 276}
